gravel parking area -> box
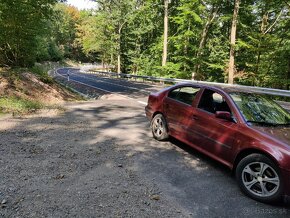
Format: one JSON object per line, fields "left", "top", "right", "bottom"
{"left": 0, "top": 99, "right": 190, "bottom": 217}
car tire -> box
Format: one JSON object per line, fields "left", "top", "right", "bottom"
{"left": 151, "top": 114, "right": 169, "bottom": 141}
{"left": 236, "top": 153, "right": 283, "bottom": 203}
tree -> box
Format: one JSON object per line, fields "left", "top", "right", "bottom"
{"left": 162, "top": 0, "right": 169, "bottom": 66}
{"left": 235, "top": 0, "right": 290, "bottom": 88}
{"left": 194, "top": 4, "right": 219, "bottom": 80}
{"left": 76, "top": 10, "right": 116, "bottom": 65}
{"left": 0, "top": 0, "right": 58, "bottom": 67}
{"left": 85, "top": 0, "right": 136, "bottom": 73}
{"left": 50, "top": 3, "right": 85, "bottom": 61}
{"left": 228, "top": 0, "right": 240, "bottom": 84}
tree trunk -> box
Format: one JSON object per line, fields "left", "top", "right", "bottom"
{"left": 162, "top": 0, "right": 169, "bottom": 67}
{"left": 117, "top": 26, "right": 122, "bottom": 74}
{"left": 228, "top": 0, "right": 240, "bottom": 84}
{"left": 287, "top": 58, "right": 290, "bottom": 90}
{"left": 256, "top": 12, "right": 268, "bottom": 75}
{"left": 193, "top": 6, "right": 219, "bottom": 80}
{"left": 110, "top": 53, "right": 114, "bottom": 66}
{"left": 117, "top": 54, "right": 121, "bottom": 74}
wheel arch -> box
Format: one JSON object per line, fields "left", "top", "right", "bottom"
{"left": 232, "top": 148, "right": 280, "bottom": 174}
{"left": 152, "top": 111, "right": 164, "bottom": 119}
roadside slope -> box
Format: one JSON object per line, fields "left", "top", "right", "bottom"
{"left": 0, "top": 68, "right": 82, "bottom": 114}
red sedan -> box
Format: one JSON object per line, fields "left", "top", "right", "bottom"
{"left": 145, "top": 83, "right": 290, "bottom": 203}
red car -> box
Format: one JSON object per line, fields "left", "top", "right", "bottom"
{"left": 145, "top": 83, "right": 290, "bottom": 203}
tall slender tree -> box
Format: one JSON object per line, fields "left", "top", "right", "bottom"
{"left": 194, "top": 3, "right": 220, "bottom": 80}
{"left": 162, "top": 0, "right": 169, "bottom": 66}
{"left": 228, "top": 0, "right": 240, "bottom": 84}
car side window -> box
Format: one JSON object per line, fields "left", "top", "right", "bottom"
{"left": 198, "top": 89, "right": 231, "bottom": 114}
{"left": 168, "top": 88, "right": 180, "bottom": 99}
{"left": 168, "top": 86, "right": 200, "bottom": 105}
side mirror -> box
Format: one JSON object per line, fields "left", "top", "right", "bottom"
{"left": 215, "top": 111, "right": 232, "bottom": 121}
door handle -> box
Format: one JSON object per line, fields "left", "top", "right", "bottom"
{"left": 192, "top": 114, "right": 199, "bottom": 120}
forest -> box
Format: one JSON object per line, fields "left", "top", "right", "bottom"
{"left": 0, "top": 0, "right": 289, "bottom": 89}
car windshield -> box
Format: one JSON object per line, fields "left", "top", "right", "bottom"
{"left": 230, "top": 92, "right": 290, "bottom": 126}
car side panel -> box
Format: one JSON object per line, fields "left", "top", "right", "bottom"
{"left": 185, "top": 108, "right": 238, "bottom": 163}
{"left": 163, "top": 97, "right": 202, "bottom": 142}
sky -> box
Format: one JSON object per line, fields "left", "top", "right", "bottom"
{"left": 66, "top": 0, "right": 97, "bottom": 10}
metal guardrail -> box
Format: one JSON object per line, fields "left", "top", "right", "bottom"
{"left": 86, "top": 70, "right": 290, "bottom": 98}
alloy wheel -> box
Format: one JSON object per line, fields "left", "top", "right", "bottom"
{"left": 241, "top": 162, "right": 280, "bottom": 197}
{"left": 152, "top": 117, "right": 164, "bottom": 138}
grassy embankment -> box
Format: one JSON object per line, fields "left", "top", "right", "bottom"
{"left": 0, "top": 61, "right": 82, "bottom": 116}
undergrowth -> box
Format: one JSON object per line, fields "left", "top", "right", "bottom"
{"left": 0, "top": 97, "right": 44, "bottom": 115}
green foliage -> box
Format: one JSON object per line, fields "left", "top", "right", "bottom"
{"left": 51, "top": 3, "right": 85, "bottom": 60}
{"left": 31, "top": 65, "right": 54, "bottom": 84}
{"left": 121, "top": 0, "right": 164, "bottom": 74}
{"left": 0, "top": 0, "right": 289, "bottom": 89}
{"left": 76, "top": 10, "right": 115, "bottom": 63}
{"left": 158, "top": 62, "right": 183, "bottom": 78}
{"left": 234, "top": 0, "right": 290, "bottom": 88}
{"left": 48, "top": 40, "right": 64, "bottom": 61}
{"left": 0, "top": 0, "right": 58, "bottom": 67}
{"left": 71, "top": 0, "right": 287, "bottom": 89}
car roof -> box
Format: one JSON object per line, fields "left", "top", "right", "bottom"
{"left": 175, "top": 82, "right": 286, "bottom": 96}
{"left": 175, "top": 82, "right": 243, "bottom": 93}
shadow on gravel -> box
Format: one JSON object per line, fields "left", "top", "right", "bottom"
{"left": 1, "top": 100, "right": 289, "bottom": 218}
{"left": 1, "top": 100, "right": 186, "bottom": 217}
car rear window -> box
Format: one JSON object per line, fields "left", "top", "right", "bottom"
{"left": 168, "top": 86, "right": 200, "bottom": 105}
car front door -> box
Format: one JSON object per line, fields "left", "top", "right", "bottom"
{"left": 186, "top": 89, "right": 238, "bottom": 165}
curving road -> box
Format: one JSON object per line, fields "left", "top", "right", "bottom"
{"left": 55, "top": 68, "right": 164, "bottom": 105}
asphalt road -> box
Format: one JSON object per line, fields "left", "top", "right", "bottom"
{"left": 55, "top": 68, "right": 290, "bottom": 217}
{"left": 56, "top": 68, "right": 159, "bottom": 103}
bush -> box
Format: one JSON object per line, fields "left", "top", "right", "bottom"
{"left": 31, "top": 65, "right": 53, "bottom": 84}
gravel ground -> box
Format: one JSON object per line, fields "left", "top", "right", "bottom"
{"left": 0, "top": 98, "right": 191, "bottom": 218}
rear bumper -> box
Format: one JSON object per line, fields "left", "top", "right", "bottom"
{"left": 145, "top": 105, "right": 153, "bottom": 120}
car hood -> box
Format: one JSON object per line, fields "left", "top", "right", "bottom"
{"left": 252, "top": 126, "right": 290, "bottom": 146}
